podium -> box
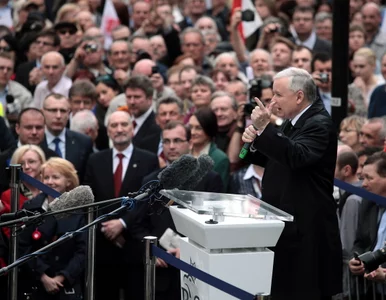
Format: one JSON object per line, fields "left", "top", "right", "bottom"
{"left": 160, "top": 190, "right": 293, "bottom": 300}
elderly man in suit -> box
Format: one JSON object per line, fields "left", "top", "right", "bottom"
{"left": 242, "top": 67, "right": 342, "bottom": 300}
{"left": 84, "top": 110, "right": 159, "bottom": 300}
{"left": 41, "top": 93, "right": 93, "bottom": 182}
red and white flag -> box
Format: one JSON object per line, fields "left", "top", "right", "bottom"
{"left": 231, "top": 0, "right": 262, "bottom": 40}
{"left": 101, "top": 0, "right": 120, "bottom": 49}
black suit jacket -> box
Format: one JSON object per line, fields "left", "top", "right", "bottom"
{"left": 42, "top": 129, "right": 93, "bottom": 183}
{"left": 247, "top": 99, "right": 342, "bottom": 298}
{"left": 132, "top": 112, "right": 161, "bottom": 154}
{"left": 313, "top": 37, "right": 332, "bottom": 53}
{"left": 130, "top": 168, "right": 222, "bottom": 299}
{"left": 18, "top": 193, "right": 86, "bottom": 294}
{"left": 0, "top": 144, "right": 58, "bottom": 195}
{"left": 0, "top": 116, "right": 16, "bottom": 152}
{"left": 84, "top": 147, "right": 159, "bottom": 263}
{"left": 15, "top": 61, "right": 37, "bottom": 94}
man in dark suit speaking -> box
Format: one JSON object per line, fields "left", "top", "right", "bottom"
{"left": 242, "top": 67, "right": 342, "bottom": 300}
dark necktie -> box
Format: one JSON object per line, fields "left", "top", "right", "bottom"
{"left": 53, "top": 137, "right": 62, "bottom": 158}
{"left": 114, "top": 153, "right": 124, "bottom": 197}
{"left": 282, "top": 120, "right": 294, "bottom": 136}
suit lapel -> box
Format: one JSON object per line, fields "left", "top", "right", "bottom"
{"left": 102, "top": 149, "right": 115, "bottom": 197}
{"left": 65, "top": 130, "right": 75, "bottom": 161}
{"left": 120, "top": 147, "right": 140, "bottom": 196}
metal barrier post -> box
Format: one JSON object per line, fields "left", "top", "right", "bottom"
{"left": 144, "top": 236, "right": 157, "bottom": 300}
{"left": 8, "top": 164, "right": 21, "bottom": 300}
{"left": 85, "top": 207, "right": 96, "bottom": 300}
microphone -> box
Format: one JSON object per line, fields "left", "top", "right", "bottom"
{"left": 157, "top": 154, "right": 200, "bottom": 189}
{"left": 0, "top": 209, "right": 36, "bottom": 222}
{"left": 239, "top": 125, "right": 258, "bottom": 159}
{"left": 182, "top": 155, "right": 214, "bottom": 190}
{"left": 48, "top": 185, "right": 94, "bottom": 219}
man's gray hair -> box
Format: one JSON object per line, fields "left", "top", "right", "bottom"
{"left": 274, "top": 67, "right": 317, "bottom": 102}
{"left": 249, "top": 48, "right": 273, "bottom": 68}
{"left": 368, "top": 117, "right": 386, "bottom": 141}
{"left": 41, "top": 51, "right": 65, "bottom": 67}
{"left": 70, "top": 110, "right": 98, "bottom": 133}
{"left": 180, "top": 27, "right": 205, "bottom": 45}
{"left": 191, "top": 75, "right": 216, "bottom": 93}
{"left": 214, "top": 52, "right": 240, "bottom": 69}
{"left": 315, "top": 12, "right": 332, "bottom": 23}
{"left": 211, "top": 91, "right": 238, "bottom": 111}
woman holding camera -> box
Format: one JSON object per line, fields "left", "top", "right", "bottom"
{"left": 18, "top": 158, "right": 86, "bottom": 300}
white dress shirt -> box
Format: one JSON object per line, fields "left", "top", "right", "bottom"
{"left": 45, "top": 128, "right": 66, "bottom": 158}
{"left": 243, "top": 164, "right": 263, "bottom": 198}
{"left": 33, "top": 76, "right": 72, "bottom": 109}
{"left": 295, "top": 31, "right": 317, "bottom": 50}
{"left": 112, "top": 143, "right": 134, "bottom": 182}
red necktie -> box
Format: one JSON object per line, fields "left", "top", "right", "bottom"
{"left": 114, "top": 153, "right": 124, "bottom": 197}
{"left": 132, "top": 120, "right": 137, "bottom": 129}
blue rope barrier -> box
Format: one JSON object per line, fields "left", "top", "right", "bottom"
{"left": 334, "top": 178, "right": 386, "bottom": 207}
{"left": 20, "top": 171, "right": 61, "bottom": 198}
{"left": 152, "top": 245, "right": 256, "bottom": 300}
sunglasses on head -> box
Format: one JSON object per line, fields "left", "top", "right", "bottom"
{"left": 58, "top": 28, "right": 77, "bottom": 35}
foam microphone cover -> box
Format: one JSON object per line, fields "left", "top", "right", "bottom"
{"left": 158, "top": 154, "right": 199, "bottom": 189}
{"left": 180, "top": 154, "right": 214, "bottom": 190}
{"left": 48, "top": 185, "right": 94, "bottom": 218}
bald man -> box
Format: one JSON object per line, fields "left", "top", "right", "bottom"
{"left": 133, "top": 59, "right": 175, "bottom": 100}
{"left": 84, "top": 110, "right": 159, "bottom": 300}
{"left": 33, "top": 51, "right": 72, "bottom": 108}
{"left": 361, "top": 2, "right": 386, "bottom": 60}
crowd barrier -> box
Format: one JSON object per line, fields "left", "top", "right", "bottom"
{"left": 3, "top": 164, "right": 386, "bottom": 300}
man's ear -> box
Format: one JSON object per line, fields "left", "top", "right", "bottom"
{"left": 296, "top": 90, "right": 305, "bottom": 104}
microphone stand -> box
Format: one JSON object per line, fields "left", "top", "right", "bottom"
{"left": 0, "top": 191, "right": 150, "bottom": 276}
{"left": 0, "top": 195, "right": 137, "bottom": 228}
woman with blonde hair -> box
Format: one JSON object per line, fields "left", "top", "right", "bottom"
{"left": 351, "top": 47, "right": 384, "bottom": 113}
{"left": 0, "top": 145, "right": 46, "bottom": 218}
{"left": 18, "top": 157, "right": 85, "bottom": 299}
{"left": 339, "top": 115, "right": 367, "bottom": 152}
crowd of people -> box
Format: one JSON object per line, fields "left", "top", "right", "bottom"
{"left": 0, "top": 0, "right": 385, "bottom": 299}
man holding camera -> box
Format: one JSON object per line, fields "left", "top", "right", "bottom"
{"left": 349, "top": 152, "right": 386, "bottom": 296}
{"left": 311, "top": 52, "right": 332, "bottom": 114}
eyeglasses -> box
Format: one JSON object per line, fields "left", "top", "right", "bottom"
{"left": 182, "top": 42, "right": 202, "bottom": 48}
{"left": 20, "top": 159, "right": 39, "bottom": 167}
{"left": 57, "top": 28, "right": 77, "bottom": 35}
{"left": 34, "top": 40, "right": 54, "bottom": 47}
{"left": 0, "top": 65, "right": 12, "bottom": 72}
{"left": 0, "top": 46, "right": 11, "bottom": 52}
{"left": 162, "top": 138, "right": 188, "bottom": 145}
{"left": 43, "top": 107, "right": 69, "bottom": 114}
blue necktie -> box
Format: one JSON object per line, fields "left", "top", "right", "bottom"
{"left": 53, "top": 137, "right": 62, "bottom": 158}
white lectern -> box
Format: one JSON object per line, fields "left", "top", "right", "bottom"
{"left": 159, "top": 190, "right": 293, "bottom": 300}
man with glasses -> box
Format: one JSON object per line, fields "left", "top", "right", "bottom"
{"left": 15, "top": 29, "right": 60, "bottom": 94}
{"left": 54, "top": 21, "right": 79, "bottom": 63}
{"left": 137, "top": 120, "right": 223, "bottom": 300}
{"left": 33, "top": 51, "right": 72, "bottom": 109}
{"left": 41, "top": 93, "right": 93, "bottom": 182}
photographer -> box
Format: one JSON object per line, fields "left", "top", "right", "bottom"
{"left": 65, "top": 37, "right": 111, "bottom": 79}
{"left": 348, "top": 152, "right": 386, "bottom": 296}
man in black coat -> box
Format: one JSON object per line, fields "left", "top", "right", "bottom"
{"left": 41, "top": 94, "right": 93, "bottom": 182}
{"left": 242, "top": 67, "right": 342, "bottom": 300}
{"left": 125, "top": 75, "right": 161, "bottom": 154}
{"left": 84, "top": 111, "right": 159, "bottom": 300}
{"left": 0, "top": 108, "right": 58, "bottom": 195}
{"left": 134, "top": 120, "right": 223, "bottom": 300}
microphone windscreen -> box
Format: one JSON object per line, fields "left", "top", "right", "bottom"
{"left": 180, "top": 154, "right": 214, "bottom": 190}
{"left": 158, "top": 154, "right": 199, "bottom": 189}
{"left": 48, "top": 185, "right": 94, "bottom": 217}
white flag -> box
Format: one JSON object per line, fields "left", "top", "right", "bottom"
{"left": 101, "top": 0, "right": 120, "bottom": 50}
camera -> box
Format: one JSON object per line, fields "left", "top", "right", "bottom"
{"left": 319, "top": 73, "right": 329, "bottom": 84}
{"left": 357, "top": 248, "right": 386, "bottom": 272}
{"left": 241, "top": 9, "right": 255, "bottom": 22}
{"left": 83, "top": 44, "right": 98, "bottom": 53}
{"left": 244, "top": 78, "right": 273, "bottom": 116}
{"left": 151, "top": 66, "right": 160, "bottom": 75}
